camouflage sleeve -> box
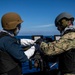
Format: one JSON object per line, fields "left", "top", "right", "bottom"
{"left": 40, "top": 32, "right": 75, "bottom": 56}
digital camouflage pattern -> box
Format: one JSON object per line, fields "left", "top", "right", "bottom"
{"left": 40, "top": 32, "right": 75, "bottom": 56}
{"left": 64, "top": 74, "right": 75, "bottom": 75}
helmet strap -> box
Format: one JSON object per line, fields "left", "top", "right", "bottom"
{"left": 14, "top": 27, "right": 20, "bottom": 36}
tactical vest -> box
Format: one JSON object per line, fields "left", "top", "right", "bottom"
{"left": 0, "top": 32, "right": 20, "bottom": 74}
{"left": 59, "top": 29, "right": 75, "bottom": 73}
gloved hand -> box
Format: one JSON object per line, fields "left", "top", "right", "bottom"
{"left": 35, "top": 38, "right": 43, "bottom": 45}
{"left": 24, "top": 46, "right": 35, "bottom": 59}
{"left": 20, "top": 39, "right": 35, "bottom": 47}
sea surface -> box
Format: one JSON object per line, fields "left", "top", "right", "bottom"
{"left": 16, "top": 35, "right": 32, "bottom": 39}
{"left": 16, "top": 35, "right": 55, "bottom": 40}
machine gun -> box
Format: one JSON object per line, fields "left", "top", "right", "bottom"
{"left": 21, "top": 35, "right": 58, "bottom": 73}
{"left": 28, "top": 35, "right": 58, "bottom": 72}
{"left": 22, "top": 35, "right": 58, "bottom": 72}
{"left": 28, "top": 45, "right": 51, "bottom": 72}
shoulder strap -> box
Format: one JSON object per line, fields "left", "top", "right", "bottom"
{"left": 0, "top": 32, "right": 9, "bottom": 38}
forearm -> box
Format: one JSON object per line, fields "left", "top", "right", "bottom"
{"left": 40, "top": 32, "right": 75, "bottom": 56}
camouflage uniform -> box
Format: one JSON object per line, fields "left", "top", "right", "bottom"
{"left": 39, "top": 12, "right": 75, "bottom": 75}
{"left": 40, "top": 31, "right": 75, "bottom": 75}
{"left": 40, "top": 32, "right": 75, "bottom": 56}
{"left": 64, "top": 74, "right": 75, "bottom": 75}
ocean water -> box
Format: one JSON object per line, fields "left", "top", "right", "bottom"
{"left": 16, "top": 35, "right": 32, "bottom": 39}
{"left": 16, "top": 35, "right": 54, "bottom": 40}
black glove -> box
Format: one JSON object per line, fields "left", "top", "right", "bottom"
{"left": 34, "top": 44, "right": 41, "bottom": 51}
{"left": 35, "top": 38, "right": 43, "bottom": 45}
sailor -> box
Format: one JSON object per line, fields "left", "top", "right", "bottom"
{"left": 36, "top": 12, "right": 75, "bottom": 75}
{"left": 0, "top": 12, "right": 35, "bottom": 75}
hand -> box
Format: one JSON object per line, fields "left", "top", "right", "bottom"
{"left": 24, "top": 46, "right": 35, "bottom": 59}
{"left": 35, "top": 38, "right": 43, "bottom": 45}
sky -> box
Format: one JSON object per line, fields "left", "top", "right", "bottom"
{"left": 0, "top": 0, "right": 75, "bottom": 36}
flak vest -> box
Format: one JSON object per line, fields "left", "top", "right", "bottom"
{"left": 59, "top": 29, "right": 75, "bottom": 73}
{"left": 0, "top": 32, "right": 20, "bottom": 74}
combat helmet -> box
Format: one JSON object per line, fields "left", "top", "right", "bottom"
{"left": 1, "top": 12, "right": 23, "bottom": 30}
{"left": 55, "top": 12, "right": 74, "bottom": 27}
